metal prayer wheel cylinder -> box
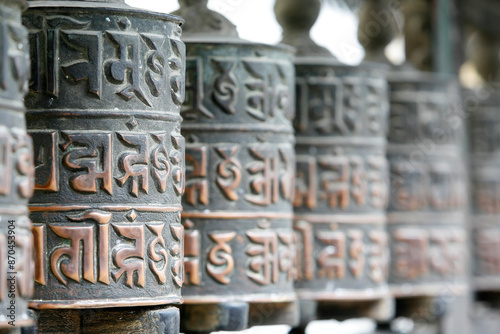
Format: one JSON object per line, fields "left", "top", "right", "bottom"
{"left": 180, "top": 41, "right": 298, "bottom": 332}
{"left": 386, "top": 72, "right": 467, "bottom": 310}
{"left": 0, "top": 0, "right": 34, "bottom": 328}
{"left": 292, "top": 60, "right": 393, "bottom": 322}
{"left": 468, "top": 91, "right": 500, "bottom": 293}
{"left": 23, "top": 0, "right": 186, "bottom": 309}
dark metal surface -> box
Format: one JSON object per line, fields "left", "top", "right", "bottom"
{"left": 179, "top": 40, "right": 298, "bottom": 331}
{"left": 386, "top": 71, "right": 468, "bottom": 302}
{"left": 0, "top": 0, "right": 34, "bottom": 328}
{"left": 23, "top": 0, "right": 185, "bottom": 309}
{"left": 274, "top": 0, "right": 393, "bottom": 326}
{"left": 468, "top": 91, "right": 500, "bottom": 292}
{"left": 293, "top": 59, "right": 393, "bottom": 321}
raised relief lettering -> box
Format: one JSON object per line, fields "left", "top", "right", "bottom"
{"left": 319, "top": 154, "right": 349, "bottom": 208}
{"left": 294, "top": 156, "right": 317, "bottom": 209}
{"left": 13, "top": 132, "right": 35, "bottom": 198}
{"left": 294, "top": 221, "right": 314, "bottom": 281}
{"left": 32, "top": 131, "right": 59, "bottom": 192}
{"left": 367, "top": 156, "right": 388, "bottom": 209}
{"left": 246, "top": 147, "right": 279, "bottom": 206}
{"left": 150, "top": 133, "right": 170, "bottom": 193}
{"left": 61, "top": 132, "right": 113, "bottom": 194}
{"left": 170, "top": 225, "right": 184, "bottom": 287}
{"left": 183, "top": 219, "right": 200, "bottom": 285}
{"left": 391, "top": 163, "right": 427, "bottom": 211}
{"left": 279, "top": 148, "right": 295, "bottom": 201}
{"left": 141, "top": 33, "right": 166, "bottom": 97}
{"left": 369, "top": 231, "right": 389, "bottom": 283}
{"left": 185, "top": 145, "right": 208, "bottom": 205}
{"left": 207, "top": 232, "right": 236, "bottom": 284}
{"left": 316, "top": 230, "right": 345, "bottom": 279}
{"left": 366, "top": 81, "right": 386, "bottom": 135}
{"left": 0, "top": 6, "right": 29, "bottom": 93}
{"left": 170, "top": 134, "right": 185, "bottom": 196}
{"left": 350, "top": 157, "right": 366, "bottom": 205}
{"left": 305, "top": 80, "right": 342, "bottom": 134}
{"left": 61, "top": 28, "right": 102, "bottom": 97}
{"left": 243, "top": 62, "right": 290, "bottom": 122}
{"left": 50, "top": 225, "right": 95, "bottom": 285}
{"left": 341, "top": 78, "right": 361, "bottom": 134}
{"left": 68, "top": 211, "right": 112, "bottom": 284}
{"left": 393, "top": 228, "right": 429, "bottom": 279}
{"left": 182, "top": 58, "right": 214, "bottom": 120}
{"left": 429, "top": 229, "right": 465, "bottom": 276}
{"left": 116, "top": 133, "right": 149, "bottom": 197}
{"left": 348, "top": 229, "right": 365, "bottom": 278}
{"left": 112, "top": 224, "right": 145, "bottom": 288}
{"left": 168, "top": 33, "right": 185, "bottom": 106}
{"left": 106, "top": 18, "right": 151, "bottom": 106}
{"left": 246, "top": 230, "right": 279, "bottom": 285}
{"left": 278, "top": 231, "right": 296, "bottom": 281}
{"left": 147, "top": 223, "right": 169, "bottom": 284}
{"left": 215, "top": 145, "right": 241, "bottom": 201}
{"left": 211, "top": 59, "right": 237, "bottom": 114}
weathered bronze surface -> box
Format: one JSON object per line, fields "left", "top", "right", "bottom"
{"left": 386, "top": 72, "right": 467, "bottom": 300}
{"left": 468, "top": 91, "right": 500, "bottom": 292}
{"left": 23, "top": 0, "right": 185, "bottom": 310}
{"left": 173, "top": 1, "right": 298, "bottom": 332}
{"left": 276, "top": 0, "right": 393, "bottom": 327}
{"left": 0, "top": 0, "right": 34, "bottom": 329}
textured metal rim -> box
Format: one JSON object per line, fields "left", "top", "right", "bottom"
{"left": 26, "top": 1, "right": 184, "bottom": 24}
{"left": 29, "top": 296, "right": 183, "bottom": 310}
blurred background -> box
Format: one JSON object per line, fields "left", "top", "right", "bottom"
{"left": 125, "top": 0, "right": 405, "bottom": 66}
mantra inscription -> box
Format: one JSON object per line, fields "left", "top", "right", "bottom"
{"left": 183, "top": 219, "right": 296, "bottom": 293}
{"left": 181, "top": 43, "right": 297, "bottom": 303}
{"left": 23, "top": 4, "right": 185, "bottom": 308}
{"left": 293, "top": 62, "right": 391, "bottom": 301}
{"left": 469, "top": 93, "right": 500, "bottom": 290}
{"left": 0, "top": 0, "right": 34, "bottom": 327}
{"left": 387, "top": 74, "right": 467, "bottom": 296}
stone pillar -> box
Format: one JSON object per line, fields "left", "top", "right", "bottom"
{"left": 23, "top": 1, "right": 185, "bottom": 332}
{"left": 0, "top": 0, "right": 34, "bottom": 331}
{"left": 275, "top": 0, "right": 394, "bottom": 331}
{"left": 172, "top": 1, "right": 298, "bottom": 332}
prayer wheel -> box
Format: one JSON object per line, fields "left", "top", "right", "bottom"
{"left": 386, "top": 72, "right": 468, "bottom": 316}
{"left": 23, "top": 0, "right": 185, "bottom": 331}
{"left": 275, "top": 0, "right": 394, "bottom": 329}
{"left": 173, "top": 1, "right": 298, "bottom": 332}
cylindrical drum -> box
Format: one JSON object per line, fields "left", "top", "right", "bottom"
{"left": 293, "top": 59, "right": 392, "bottom": 321}
{"left": 180, "top": 41, "right": 297, "bottom": 332}
{"left": 0, "top": 0, "right": 34, "bottom": 328}
{"left": 23, "top": 0, "right": 185, "bottom": 309}
{"left": 469, "top": 92, "right": 500, "bottom": 293}
{"left": 386, "top": 72, "right": 467, "bottom": 310}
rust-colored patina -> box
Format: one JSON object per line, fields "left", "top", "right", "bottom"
{"left": 275, "top": 0, "right": 394, "bottom": 329}
{"left": 173, "top": 0, "right": 298, "bottom": 332}
{"left": 23, "top": 0, "right": 185, "bottom": 331}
